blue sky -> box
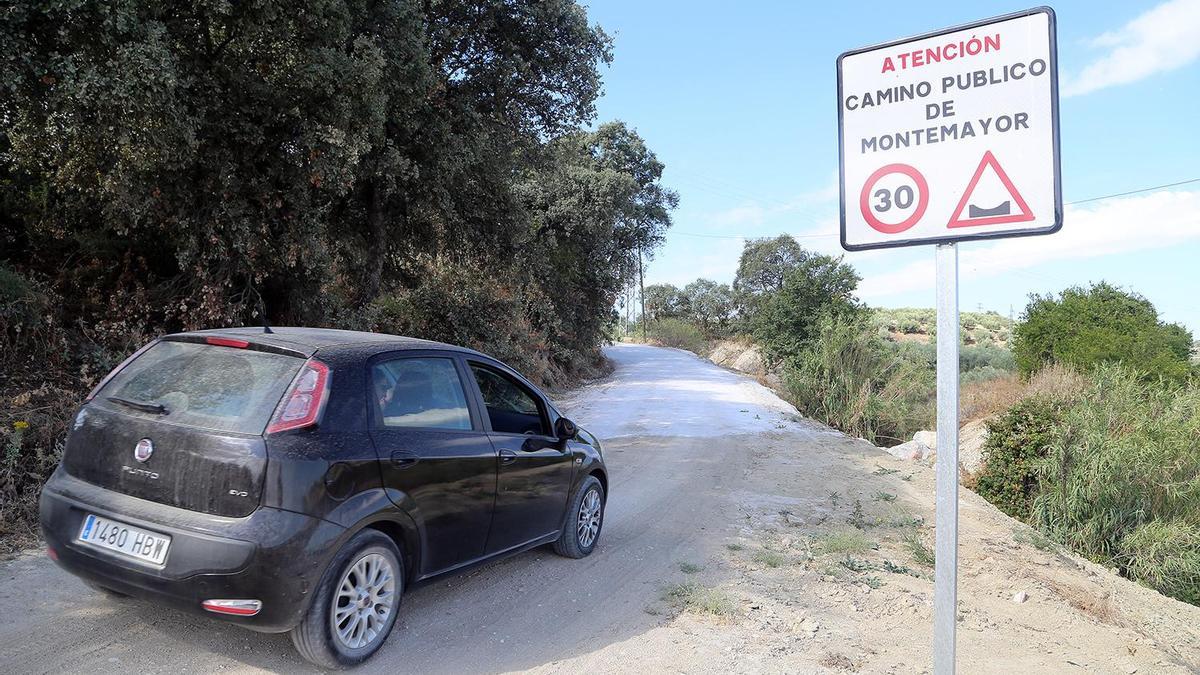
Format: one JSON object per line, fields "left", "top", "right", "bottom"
{"left": 587, "top": 0, "right": 1200, "bottom": 333}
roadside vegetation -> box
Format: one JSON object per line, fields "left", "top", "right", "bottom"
{"left": 0, "top": 1, "right": 675, "bottom": 552}
{"left": 632, "top": 235, "right": 1021, "bottom": 444}
{"left": 655, "top": 235, "right": 1199, "bottom": 607}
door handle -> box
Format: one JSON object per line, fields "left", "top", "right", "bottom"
{"left": 499, "top": 449, "right": 518, "bottom": 465}
{"left": 390, "top": 451, "right": 419, "bottom": 469}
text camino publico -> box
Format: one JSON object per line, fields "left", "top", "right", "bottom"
{"left": 843, "top": 33, "right": 1049, "bottom": 155}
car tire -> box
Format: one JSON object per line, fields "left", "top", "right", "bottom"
{"left": 290, "top": 529, "right": 403, "bottom": 669}
{"left": 553, "top": 475, "right": 605, "bottom": 559}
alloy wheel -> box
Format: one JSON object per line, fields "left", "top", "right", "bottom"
{"left": 577, "top": 488, "right": 602, "bottom": 548}
{"left": 330, "top": 552, "right": 396, "bottom": 650}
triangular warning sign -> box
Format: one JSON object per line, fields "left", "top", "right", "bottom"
{"left": 947, "top": 151, "right": 1035, "bottom": 228}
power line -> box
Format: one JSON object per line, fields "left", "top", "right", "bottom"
{"left": 668, "top": 176, "right": 1200, "bottom": 241}
{"left": 1065, "top": 177, "right": 1200, "bottom": 205}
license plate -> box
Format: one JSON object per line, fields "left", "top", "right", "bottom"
{"left": 78, "top": 514, "right": 171, "bottom": 566}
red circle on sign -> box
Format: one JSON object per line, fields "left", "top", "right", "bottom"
{"left": 859, "top": 163, "right": 929, "bottom": 234}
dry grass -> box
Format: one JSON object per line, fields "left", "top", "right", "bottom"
{"left": 959, "top": 373, "right": 1024, "bottom": 422}
{"left": 958, "top": 363, "right": 1088, "bottom": 423}
{"left": 1037, "top": 576, "right": 1124, "bottom": 626}
{"left": 1024, "top": 362, "right": 1089, "bottom": 400}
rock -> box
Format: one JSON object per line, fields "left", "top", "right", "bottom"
{"left": 957, "top": 419, "right": 990, "bottom": 474}
{"left": 708, "top": 340, "right": 767, "bottom": 377}
{"left": 733, "top": 347, "right": 766, "bottom": 376}
{"left": 1011, "top": 591, "right": 1029, "bottom": 604}
{"left": 909, "top": 422, "right": 990, "bottom": 475}
{"left": 798, "top": 617, "right": 820, "bottom": 635}
{"left": 887, "top": 440, "right": 932, "bottom": 461}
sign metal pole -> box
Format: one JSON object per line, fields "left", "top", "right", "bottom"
{"left": 933, "top": 242, "right": 960, "bottom": 674}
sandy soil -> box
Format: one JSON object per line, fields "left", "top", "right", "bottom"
{"left": 0, "top": 344, "right": 1196, "bottom": 673}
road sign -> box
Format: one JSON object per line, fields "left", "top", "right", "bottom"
{"left": 834, "top": 8, "right": 1061, "bottom": 675}
{"left": 837, "top": 7, "right": 1060, "bottom": 251}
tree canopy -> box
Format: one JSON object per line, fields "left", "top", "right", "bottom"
{"left": 733, "top": 237, "right": 863, "bottom": 362}
{"left": 0, "top": 0, "right": 674, "bottom": 384}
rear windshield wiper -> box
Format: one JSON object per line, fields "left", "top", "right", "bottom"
{"left": 106, "top": 396, "right": 169, "bottom": 415}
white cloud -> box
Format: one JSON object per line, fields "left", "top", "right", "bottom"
{"left": 857, "top": 189, "right": 1200, "bottom": 299}
{"left": 1063, "top": 0, "right": 1200, "bottom": 97}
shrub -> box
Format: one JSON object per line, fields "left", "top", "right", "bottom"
{"left": 974, "top": 396, "right": 1068, "bottom": 520}
{"left": 890, "top": 341, "right": 935, "bottom": 369}
{"left": 1031, "top": 366, "right": 1200, "bottom": 579}
{"left": 1012, "top": 282, "right": 1194, "bottom": 382}
{"left": 960, "top": 365, "right": 1011, "bottom": 386}
{"left": 1119, "top": 520, "right": 1200, "bottom": 605}
{"left": 961, "top": 344, "right": 1016, "bottom": 373}
{"left": 0, "top": 265, "right": 50, "bottom": 355}
{"left": 647, "top": 317, "right": 708, "bottom": 355}
{"left": 783, "top": 314, "right": 933, "bottom": 445}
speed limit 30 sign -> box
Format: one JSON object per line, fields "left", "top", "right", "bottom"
{"left": 837, "top": 7, "right": 1061, "bottom": 250}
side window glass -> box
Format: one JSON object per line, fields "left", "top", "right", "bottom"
{"left": 372, "top": 358, "right": 472, "bottom": 430}
{"left": 470, "top": 365, "right": 548, "bottom": 435}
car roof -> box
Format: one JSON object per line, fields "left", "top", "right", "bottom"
{"left": 171, "top": 327, "right": 487, "bottom": 359}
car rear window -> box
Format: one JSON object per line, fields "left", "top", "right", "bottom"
{"left": 93, "top": 340, "right": 304, "bottom": 435}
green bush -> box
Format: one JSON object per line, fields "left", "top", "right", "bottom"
{"left": 974, "top": 396, "right": 1067, "bottom": 520}
{"left": 961, "top": 344, "right": 1016, "bottom": 373}
{"left": 960, "top": 365, "right": 1011, "bottom": 385}
{"left": 1013, "top": 282, "right": 1194, "bottom": 382}
{"left": 0, "top": 265, "right": 49, "bottom": 352}
{"left": 783, "top": 314, "right": 933, "bottom": 444}
{"left": 890, "top": 341, "right": 935, "bottom": 369}
{"left": 647, "top": 318, "right": 708, "bottom": 355}
{"left": 1119, "top": 520, "right": 1200, "bottom": 605}
{"left": 1031, "top": 366, "right": 1200, "bottom": 593}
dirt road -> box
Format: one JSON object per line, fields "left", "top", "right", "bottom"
{"left": 2, "top": 343, "right": 1198, "bottom": 674}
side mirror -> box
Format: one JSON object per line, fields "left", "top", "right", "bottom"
{"left": 554, "top": 416, "right": 578, "bottom": 440}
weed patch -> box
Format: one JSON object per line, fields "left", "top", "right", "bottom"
{"left": 905, "top": 530, "right": 935, "bottom": 567}
{"left": 752, "top": 549, "right": 788, "bottom": 568}
{"left": 662, "top": 582, "right": 738, "bottom": 617}
{"left": 817, "top": 529, "right": 873, "bottom": 556}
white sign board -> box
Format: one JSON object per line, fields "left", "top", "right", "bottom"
{"left": 838, "top": 7, "right": 1060, "bottom": 250}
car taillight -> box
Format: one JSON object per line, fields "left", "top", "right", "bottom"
{"left": 84, "top": 340, "right": 159, "bottom": 402}
{"left": 267, "top": 359, "right": 330, "bottom": 434}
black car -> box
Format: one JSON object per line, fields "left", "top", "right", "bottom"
{"left": 39, "top": 327, "right": 607, "bottom": 668}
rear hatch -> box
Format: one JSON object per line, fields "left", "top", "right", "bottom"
{"left": 62, "top": 337, "right": 306, "bottom": 517}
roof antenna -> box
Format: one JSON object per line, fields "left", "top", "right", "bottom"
{"left": 253, "top": 285, "right": 274, "bottom": 334}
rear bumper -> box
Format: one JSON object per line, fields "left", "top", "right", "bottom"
{"left": 39, "top": 469, "right": 345, "bottom": 633}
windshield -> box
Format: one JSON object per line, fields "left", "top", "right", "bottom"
{"left": 93, "top": 340, "right": 304, "bottom": 435}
